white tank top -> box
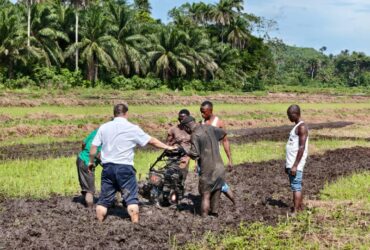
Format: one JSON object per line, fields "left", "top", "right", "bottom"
{"left": 202, "top": 116, "right": 219, "bottom": 127}
{"left": 286, "top": 121, "right": 309, "bottom": 171}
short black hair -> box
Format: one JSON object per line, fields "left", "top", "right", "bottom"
{"left": 178, "top": 109, "right": 190, "bottom": 116}
{"left": 180, "top": 115, "right": 195, "bottom": 125}
{"left": 201, "top": 100, "right": 213, "bottom": 108}
{"left": 287, "top": 104, "right": 301, "bottom": 115}
{"left": 114, "top": 103, "right": 128, "bottom": 116}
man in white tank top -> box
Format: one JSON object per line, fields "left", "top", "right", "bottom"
{"left": 286, "top": 104, "right": 309, "bottom": 214}
{"left": 200, "top": 101, "right": 236, "bottom": 205}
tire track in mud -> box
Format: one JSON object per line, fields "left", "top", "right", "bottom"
{"left": 0, "top": 121, "right": 354, "bottom": 161}
{"left": 0, "top": 147, "right": 369, "bottom": 249}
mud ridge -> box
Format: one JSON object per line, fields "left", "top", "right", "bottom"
{"left": 0, "top": 147, "right": 369, "bottom": 249}
{"left": 228, "top": 121, "right": 353, "bottom": 143}
{"left": 0, "top": 121, "right": 354, "bottom": 161}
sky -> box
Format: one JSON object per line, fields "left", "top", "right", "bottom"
{"left": 149, "top": 0, "right": 370, "bottom": 55}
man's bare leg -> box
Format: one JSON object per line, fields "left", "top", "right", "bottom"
{"left": 96, "top": 205, "right": 108, "bottom": 222}
{"left": 224, "top": 189, "right": 236, "bottom": 206}
{"left": 85, "top": 192, "right": 94, "bottom": 208}
{"left": 292, "top": 191, "right": 303, "bottom": 213}
{"left": 127, "top": 204, "right": 139, "bottom": 223}
{"left": 201, "top": 192, "right": 211, "bottom": 217}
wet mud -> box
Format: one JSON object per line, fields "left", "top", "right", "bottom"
{"left": 0, "top": 121, "right": 354, "bottom": 161}
{"left": 1, "top": 147, "right": 369, "bottom": 249}
{"left": 228, "top": 121, "right": 353, "bottom": 143}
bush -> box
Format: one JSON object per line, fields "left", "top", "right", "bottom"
{"left": 131, "top": 75, "right": 161, "bottom": 89}
{"left": 182, "top": 79, "right": 207, "bottom": 91}
{"left": 4, "top": 76, "right": 36, "bottom": 89}
{"left": 111, "top": 75, "right": 135, "bottom": 90}
{"left": 33, "top": 67, "right": 84, "bottom": 89}
{"left": 243, "top": 78, "right": 265, "bottom": 92}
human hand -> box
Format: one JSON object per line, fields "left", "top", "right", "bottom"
{"left": 227, "top": 162, "right": 233, "bottom": 172}
{"left": 290, "top": 166, "right": 297, "bottom": 176}
{"left": 167, "top": 145, "right": 178, "bottom": 151}
{"left": 87, "top": 162, "right": 95, "bottom": 174}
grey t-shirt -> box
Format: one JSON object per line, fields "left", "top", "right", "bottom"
{"left": 188, "top": 125, "right": 226, "bottom": 192}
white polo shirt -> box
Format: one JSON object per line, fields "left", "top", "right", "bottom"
{"left": 92, "top": 117, "right": 151, "bottom": 165}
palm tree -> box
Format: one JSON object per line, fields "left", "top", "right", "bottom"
{"left": 182, "top": 2, "right": 211, "bottom": 25}
{"left": 212, "top": 41, "right": 243, "bottom": 77}
{"left": 185, "top": 28, "right": 218, "bottom": 80}
{"left": 64, "top": 5, "right": 117, "bottom": 82}
{"left": 209, "top": 0, "right": 243, "bottom": 42}
{"left": 28, "top": 3, "right": 69, "bottom": 66}
{"left": 147, "top": 27, "right": 194, "bottom": 81}
{"left": 226, "top": 14, "right": 250, "bottom": 49}
{"left": 108, "top": 2, "right": 148, "bottom": 76}
{"left": 0, "top": 5, "right": 44, "bottom": 78}
{"left": 134, "top": 0, "right": 151, "bottom": 13}
{"left": 68, "top": 0, "right": 88, "bottom": 71}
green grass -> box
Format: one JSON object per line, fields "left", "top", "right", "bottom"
{"left": 1, "top": 139, "right": 369, "bottom": 199}
{"left": 267, "top": 84, "right": 370, "bottom": 95}
{"left": 184, "top": 172, "right": 370, "bottom": 250}
{"left": 1, "top": 102, "right": 370, "bottom": 118}
{"left": 320, "top": 172, "right": 370, "bottom": 201}
{"left": 0, "top": 150, "right": 159, "bottom": 198}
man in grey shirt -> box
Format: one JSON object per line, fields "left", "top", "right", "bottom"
{"left": 180, "top": 116, "right": 227, "bottom": 217}
{"left": 89, "top": 104, "right": 175, "bottom": 223}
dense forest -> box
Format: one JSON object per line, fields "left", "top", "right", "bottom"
{"left": 0, "top": 0, "right": 369, "bottom": 91}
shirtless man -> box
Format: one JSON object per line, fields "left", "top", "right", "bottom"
{"left": 166, "top": 109, "right": 192, "bottom": 181}
{"left": 200, "top": 101, "right": 235, "bottom": 205}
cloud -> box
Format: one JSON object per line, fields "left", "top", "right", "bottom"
{"left": 246, "top": 0, "right": 370, "bottom": 54}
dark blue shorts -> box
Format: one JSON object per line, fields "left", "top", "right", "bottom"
{"left": 97, "top": 163, "right": 138, "bottom": 207}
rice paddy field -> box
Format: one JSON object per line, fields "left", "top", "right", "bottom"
{"left": 0, "top": 89, "right": 369, "bottom": 249}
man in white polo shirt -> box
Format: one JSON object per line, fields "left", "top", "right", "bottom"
{"left": 88, "top": 103, "right": 175, "bottom": 223}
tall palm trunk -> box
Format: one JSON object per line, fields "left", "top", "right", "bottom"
{"left": 8, "top": 60, "right": 14, "bottom": 79}
{"left": 87, "top": 61, "right": 94, "bottom": 82}
{"left": 27, "top": 1, "right": 32, "bottom": 47}
{"left": 75, "top": 10, "right": 79, "bottom": 71}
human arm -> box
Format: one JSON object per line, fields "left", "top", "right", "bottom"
{"left": 290, "top": 124, "right": 308, "bottom": 176}
{"left": 218, "top": 119, "right": 233, "bottom": 171}
{"left": 88, "top": 145, "right": 98, "bottom": 173}
{"left": 166, "top": 128, "right": 174, "bottom": 145}
{"left": 222, "top": 136, "right": 233, "bottom": 171}
{"left": 81, "top": 141, "right": 86, "bottom": 151}
{"left": 187, "top": 134, "right": 200, "bottom": 160}
{"left": 148, "top": 137, "right": 176, "bottom": 151}
{"left": 88, "top": 128, "right": 102, "bottom": 173}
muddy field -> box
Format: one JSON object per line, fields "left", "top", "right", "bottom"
{"left": 1, "top": 147, "right": 369, "bottom": 249}
{"left": 1, "top": 92, "right": 369, "bottom": 107}
{"left": 0, "top": 121, "right": 354, "bottom": 161}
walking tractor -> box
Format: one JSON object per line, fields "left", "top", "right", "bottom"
{"left": 139, "top": 147, "right": 186, "bottom": 206}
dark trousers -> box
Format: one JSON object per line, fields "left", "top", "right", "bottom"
{"left": 76, "top": 157, "right": 95, "bottom": 194}
{"left": 97, "top": 163, "right": 138, "bottom": 208}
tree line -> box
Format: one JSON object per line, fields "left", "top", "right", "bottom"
{"left": 0, "top": 0, "right": 369, "bottom": 91}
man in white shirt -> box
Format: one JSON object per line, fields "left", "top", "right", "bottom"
{"left": 285, "top": 104, "right": 309, "bottom": 214}
{"left": 89, "top": 103, "right": 175, "bottom": 223}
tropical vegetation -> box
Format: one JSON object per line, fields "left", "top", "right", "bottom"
{"left": 0, "top": 0, "right": 369, "bottom": 91}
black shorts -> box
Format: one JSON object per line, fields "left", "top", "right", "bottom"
{"left": 97, "top": 163, "right": 138, "bottom": 208}
{"left": 76, "top": 157, "right": 95, "bottom": 194}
